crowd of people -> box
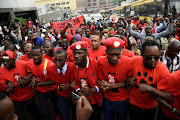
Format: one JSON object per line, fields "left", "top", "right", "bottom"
{"left": 0, "top": 12, "right": 180, "bottom": 120}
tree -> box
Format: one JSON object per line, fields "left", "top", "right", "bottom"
{"left": 113, "top": 0, "right": 126, "bottom": 6}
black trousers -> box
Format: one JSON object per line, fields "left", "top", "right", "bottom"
{"left": 13, "top": 96, "right": 40, "bottom": 120}
{"left": 89, "top": 103, "right": 102, "bottom": 120}
{"left": 129, "top": 103, "right": 156, "bottom": 120}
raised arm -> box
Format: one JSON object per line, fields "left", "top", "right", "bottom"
{"left": 60, "top": 22, "right": 72, "bottom": 38}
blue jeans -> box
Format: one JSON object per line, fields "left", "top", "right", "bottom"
{"left": 102, "top": 97, "right": 129, "bottom": 120}
{"left": 13, "top": 97, "right": 40, "bottom": 120}
{"left": 56, "top": 94, "right": 73, "bottom": 120}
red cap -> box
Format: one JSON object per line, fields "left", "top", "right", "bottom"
{"left": 109, "top": 31, "right": 117, "bottom": 35}
{"left": 156, "top": 18, "right": 160, "bottom": 21}
{"left": 1, "top": 50, "right": 15, "bottom": 59}
{"left": 70, "top": 41, "right": 88, "bottom": 50}
{"left": 103, "top": 37, "right": 125, "bottom": 48}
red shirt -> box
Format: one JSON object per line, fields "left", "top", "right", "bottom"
{"left": 97, "top": 56, "right": 132, "bottom": 101}
{"left": 129, "top": 56, "right": 170, "bottom": 109}
{"left": 122, "top": 49, "right": 135, "bottom": 58}
{"left": 157, "top": 70, "right": 180, "bottom": 119}
{"left": 27, "top": 58, "right": 54, "bottom": 93}
{"left": 122, "top": 35, "right": 128, "bottom": 48}
{"left": 84, "top": 25, "right": 95, "bottom": 35}
{"left": 131, "top": 20, "right": 140, "bottom": 26}
{"left": 0, "top": 60, "right": 34, "bottom": 102}
{"left": 82, "top": 36, "right": 91, "bottom": 47}
{"left": 88, "top": 46, "right": 106, "bottom": 60}
{"left": 42, "top": 36, "right": 51, "bottom": 41}
{"left": 138, "top": 23, "right": 147, "bottom": 31}
{"left": 42, "top": 54, "right": 54, "bottom": 62}
{"left": 47, "top": 62, "right": 73, "bottom": 97}
{"left": 19, "top": 54, "right": 31, "bottom": 61}
{"left": 72, "top": 57, "right": 102, "bottom": 106}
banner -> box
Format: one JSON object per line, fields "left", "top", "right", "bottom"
{"left": 52, "top": 15, "right": 85, "bottom": 35}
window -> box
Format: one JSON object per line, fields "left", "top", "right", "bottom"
{"left": 64, "top": 7, "right": 66, "bottom": 9}
{"left": 67, "top": 7, "right": 70, "bottom": 9}
{"left": 93, "top": 3, "right": 97, "bottom": 6}
{"left": 103, "top": 2, "right": 106, "bottom": 4}
{"left": 61, "top": 2, "right": 65, "bottom": 5}
{"left": 88, "top": 0, "right": 91, "bottom": 2}
{"left": 66, "top": 2, "right": 69, "bottom": 4}
{"left": 99, "top": 2, "right": 102, "bottom": 5}
{"left": 93, "top": 0, "right": 96, "bottom": 1}
{"left": 56, "top": 3, "right": 60, "bottom": 5}
{"left": 51, "top": 4, "right": 55, "bottom": 6}
{"left": 88, "top": 3, "right": 91, "bottom": 6}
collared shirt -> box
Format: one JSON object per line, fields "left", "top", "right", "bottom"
{"left": 160, "top": 50, "right": 180, "bottom": 73}
{"left": 57, "top": 63, "right": 67, "bottom": 75}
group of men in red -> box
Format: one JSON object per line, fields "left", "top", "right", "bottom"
{"left": 0, "top": 15, "right": 180, "bottom": 120}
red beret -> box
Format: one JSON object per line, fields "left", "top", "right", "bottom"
{"left": 104, "top": 37, "right": 125, "bottom": 48}
{"left": 109, "top": 31, "right": 117, "bottom": 35}
{"left": 2, "top": 50, "right": 15, "bottom": 59}
{"left": 70, "top": 41, "right": 88, "bottom": 50}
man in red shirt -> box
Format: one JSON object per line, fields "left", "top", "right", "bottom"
{"left": 83, "top": 21, "right": 95, "bottom": 35}
{"left": 70, "top": 41, "right": 102, "bottom": 120}
{"left": 43, "top": 41, "right": 54, "bottom": 62}
{"left": 27, "top": 46, "right": 55, "bottom": 120}
{"left": 139, "top": 70, "right": 180, "bottom": 120}
{"left": 47, "top": 49, "right": 74, "bottom": 120}
{"left": 97, "top": 37, "right": 132, "bottom": 120}
{"left": 60, "top": 22, "right": 91, "bottom": 47}
{"left": 116, "top": 25, "right": 128, "bottom": 48}
{"left": 20, "top": 43, "right": 32, "bottom": 61}
{"left": 0, "top": 50, "right": 39, "bottom": 120}
{"left": 54, "top": 38, "right": 74, "bottom": 62}
{"left": 88, "top": 35, "right": 106, "bottom": 60}
{"left": 127, "top": 40, "right": 170, "bottom": 120}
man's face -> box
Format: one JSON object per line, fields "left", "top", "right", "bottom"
{"left": 54, "top": 53, "right": 67, "bottom": 69}
{"left": 43, "top": 42, "right": 54, "bottom": 56}
{"left": 2, "top": 58, "right": 15, "bottom": 70}
{"left": 85, "top": 29, "right": 91, "bottom": 38}
{"left": 61, "top": 39, "right": 68, "bottom": 50}
{"left": 143, "top": 46, "right": 160, "bottom": 69}
{"left": 24, "top": 43, "right": 32, "bottom": 55}
{"left": 31, "top": 49, "right": 43, "bottom": 64}
{"left": 106, "top": 48, "right": 121, "bottom": 65}
{"left": 73, "top": 49, "right": 87, "bottom": 65}
{"left": 4, "top": 40, "right": 10, "bottom": 47}
{"left": 0, "top": 96, "right": 18, "bottom": 120}
{"left": 103, "top": 23, "right": 108, "bottom": 28}
{"left": 145, "top": 26, "right": 153, "bottom": 36}
{"left": 54, "top": 29, "right": 58, "bottom": 35}
{"left": 168, "top": 46, "right": 180, "bottom": 59}
{"left": 7, "top": 45, "right": 15, "bottom": 53}
{"left": 156, "top": 20, "right": 160, "bottom": 25}
{"left": 91, "top": 36, "right": 101, "bottom": 50}
{"left": 76, "top": 29, "right": 83, "bottom": 36}
{"left": 117, "top": 27, "right": 123, "bottom": 35}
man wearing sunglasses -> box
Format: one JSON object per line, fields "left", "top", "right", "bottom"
{"left": 160, "top": 39, "right": 180, "bottom": 73}
{"left": 127, "top": 40, "right": 170, "bottom": 120}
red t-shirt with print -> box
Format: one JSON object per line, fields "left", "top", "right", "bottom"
{"left": 129, "top": 56, "right": 170, "bottom": 109}
{"left": 0, "top": 60, "right": 34, "bottom": 102}
{"left": 88, "top": 46, "right": 106, "bottom": 60}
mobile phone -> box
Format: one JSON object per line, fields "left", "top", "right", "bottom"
{"left": 71, "top": 92, "right": 84, "bottom": 107}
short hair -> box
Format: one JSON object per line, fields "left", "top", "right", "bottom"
{"left": 116, "top": 25, "right": 123, "bottom": 29}
{"left": 93, "top": 29, "right": 100, "bottom": 35}
{"left": 3, "top": 39, "right": 11, "bottom": 43}
{"left": 32, "top": 45, "right": 42, "bottom": 51}
{"left": 7, "top": 43, "right": 17, "bottom": 50}
{"left": 55, "top": 49, "right": 67, "bottom": 58}
{"left": 0, "top": 91, "right": 6, "bottom": 102}
{"left": 76, "top": 28, "right": 83, "bottom": 33}
{"left": 85, "top": 28, "right": 90, "bottom": 31}
{"left": 141, "top": 40, "right": 159, "bottom": 55}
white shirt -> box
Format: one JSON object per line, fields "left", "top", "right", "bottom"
{"left": 57, "top": 63, "right": 67, "bottom": 75}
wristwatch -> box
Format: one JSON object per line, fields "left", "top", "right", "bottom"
{"left": 171, "top": 108, "right": 176, "bottom": 113}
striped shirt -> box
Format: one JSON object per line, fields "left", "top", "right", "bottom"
{"left": 160, "top": 50, "right": 180, "bottom": 73}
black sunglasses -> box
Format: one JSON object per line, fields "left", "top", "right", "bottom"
{"left": 145, "top": 55, "right": 159, "bottom": 60}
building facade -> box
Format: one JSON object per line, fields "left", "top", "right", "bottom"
{"left": 86, "top": 0, "right": 114, "bottom": 10}
{"left": 0, "top": 0, "right": 38, "bottom": 25}
{"left": 36, "top": 0, "right": 77, "bottom": 11}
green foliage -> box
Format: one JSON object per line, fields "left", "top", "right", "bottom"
{"left": 10, "top": 17, "right": 27, "bottom": 26}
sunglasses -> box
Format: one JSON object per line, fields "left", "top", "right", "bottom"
{"left": 145, "top": 55, "right": 159, "bottom": 60}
